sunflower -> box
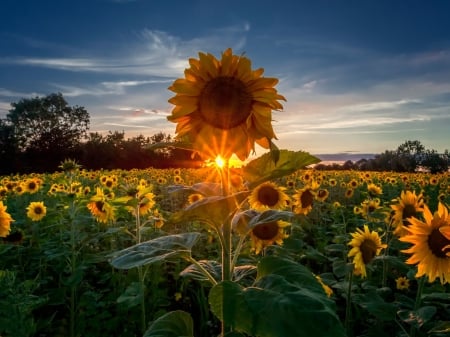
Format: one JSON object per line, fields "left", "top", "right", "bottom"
{"left": 249, "top": 220, "right": 290, "bottom": 254}
{"left": 23, "top": 178, "right": 41, "bottom": 194}
{"left": 188, "top": 193, "right": 204, "bottom": 205}
{"left": 0, "top": 201, "right": 14, "bottom": 237}
{"left": 315, "top": 188, "right": 329, "bottom": 202}
{"left": 167, "top": 48, "right": 285, "bottom": 160}
{"left": 348, "top": 225, "right": 387, "bottom": 278}
{"left": 87, "top": 188, "right": 116, "bottom": 224}
{"left": 292, "top": 181, "right": 319, "bottom": 215}
{"left": 400, "top": 202, "right": 450, "bottom": 284}
{"left": 359, "top": 198, "right": 381, "bottom": 220}
{"left": 390, "top": 190, "right": 425, "bottom": 236}
{"left": 367, "top": 183, "right": 382, "bottom": 197}
{"left": 136, "top": 189, "right": 156, "bottom": 217}
{"left": 248, "top": 181, "right": 289, "bottom": 211}
{"left": 26, "top": 201, "right": 47, "bottom": 221}
{"left": 395, "top": 276, "right": 410, "bottom": 290}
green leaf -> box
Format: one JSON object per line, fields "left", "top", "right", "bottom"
{"left": 269, "top": 139, "right": 280, "bottom": 165}
{"left": 247, "top": 209, "right": 294, "bottom": 229}
{"left": 109, "top": 232, "right": 201, "bottom": 269}
{"left": 143, "top": 310, "right": 194, "bottom": 337}
{"left": 116, "top": 282, "right": 144, "bottom": 309}
{"left": 209, "top": 256, "right": 345, "bottom": 337}
{"left": 242, "top": 150, "right": 320, "bottom": 189}
{"left": 428, "top": 321, "right": 450, "bottom": 336}
{"left": 398, "top": 306, "right": 437, "bottom": 328}
{"left": 170, "top": 191, "right": 249, "bottom": 229}
{"left": 180, "top": 260, "right": 222, "bottom": 283}
{"left": 352, "top": 290, "right": 397, "bottom": 321}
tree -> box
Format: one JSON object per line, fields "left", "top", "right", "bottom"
{"left": 6, "top": 93, "right": 90, "bottom": 172}
{"left": 0, "top": 119, "right": 19, "bottom": 174}
{"left": 421, "top": 149, "right": 449, "bottom": 173}
{"left": 395, "top": 140, "right": 425, "bottom": 172}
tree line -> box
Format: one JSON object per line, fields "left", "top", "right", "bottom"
{"left": 0, "top": 93, "right": 201, "bottom": 174}
{"left": 0, "top": 93, "right": 448, "bottom": 174}
{"left": 314, "top": 140, "right": 449, "bottom": 173}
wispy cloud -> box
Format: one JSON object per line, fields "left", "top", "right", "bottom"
{"left": 0, "top": 24, "right": 250, "bottom": 79}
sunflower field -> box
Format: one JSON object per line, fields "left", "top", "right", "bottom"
{"left": 1, "top": 158, "right": 449, "bottom": 337}
{"left": 2, "top": 49, "right": 450, "bottom": 337}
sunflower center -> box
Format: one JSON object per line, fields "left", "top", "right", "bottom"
{"left": 317, "top": 190, "right": 328, "bottom": 199}
{"left": 95, "top": 201, "right": 105, "bottom": 212}
{"left": 300, "top": 190, "right": 314, "bottom": 207}
{"left": 360, "top": 239, "right": 378, "bottom": 264}
{"left": 28, "top": 182, "right": 37, "bottom": 190}
{"left": 199, "top": 76, "right": 252, "bottom": 130}
{"left": 253, "top": 221, "right": 279, "bottom": 240}
{"left": 402, "top": 204, "right": 417, "bottom": 226}
{"left": 257, "top": 186, "right": 280, "bottom": 207}
{"left": 34, "top": 206, "right": 43, "bottom": 215}
{"left": 428, "top": 228, "right": 450, "bottom": 258}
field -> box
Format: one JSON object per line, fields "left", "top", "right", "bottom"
{"left": 1, "top": 157, "right": 449, "bottom": 337}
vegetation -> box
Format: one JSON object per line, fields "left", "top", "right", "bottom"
{"left": 0, "top": 93, "right": 201, "bottom": 174}
{"left": 1, "top": 162, "right": 449, "bottom": 336}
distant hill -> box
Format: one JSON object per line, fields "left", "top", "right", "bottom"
{"left": 314, "top": 153, "right": 375, "bottom": 165}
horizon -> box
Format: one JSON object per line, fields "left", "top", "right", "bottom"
{"left": 1, "top": 0, "right": 449, "bottom": 155}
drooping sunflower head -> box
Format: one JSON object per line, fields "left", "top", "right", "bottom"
{"left": 400, "top": 202, "right": 450, "bottom": 284}
{"left": 348, "top": 224, "right": 387, "bottom": 278}
{"left": 26, "top": 201, "right": 47, "bottom": 222}
{"left": 248, "top": 181, "right": 289, "bottom": 211}
{"left": 249, "top": 220, "right": 290, "bottom": 254}
{"left": 167, "top": 48, "right": 286, "bottom": 160}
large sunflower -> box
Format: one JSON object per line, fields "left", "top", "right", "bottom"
{"left": 26, "top": 201, "right": 47, "bottom": 221}
{"left": 390, "top": 190, "right": 425, "bottom": 236}
{"left": 0, "top": 201, "right": 14, "bottom": 237}
{"left": 248, "top": 181, "right": 289, "bottom": 211}
{"left": 400, "top": 202, "right": 450, "bottom": 284}
{"left": 348, "top": 225, "right": 387, "bottom": 278}
{"left": 167, "top": 48, "right": 286, "bottom": 160}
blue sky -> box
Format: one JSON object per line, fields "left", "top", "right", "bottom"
{"left": 1, "top": 0, "right": 450, "bottom": 157}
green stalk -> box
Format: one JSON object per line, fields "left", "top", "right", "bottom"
{"left": 69, "top": 201, "right": 76, "bottom": 337}
{"left": 135, "top": 201, "right": 147, "bottom": 334}
{"left": 410, "top": 276, "right": 426, "bottom": 337}
{"left": 345, "top": 269, "right": 354, "bottom": 336}
{"left": 220, "top": 161, "right": 233, "bottom": 335}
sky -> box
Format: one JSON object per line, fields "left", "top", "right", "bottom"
{"left": 1, "top": 0, "right": 450, "bottom": 159}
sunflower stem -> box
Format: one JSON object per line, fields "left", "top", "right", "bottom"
{"left": 219, "top": 160, "right": 233, "bottom": 335}
{"left": 345, "top": 268, "right": 354, "bottom": 336}
{"left": 410, "top": 276, "right": 426, "bottom": 337}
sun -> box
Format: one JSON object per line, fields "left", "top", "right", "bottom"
{"left": 215, "top": 155, "right": 225, "bottom": 168}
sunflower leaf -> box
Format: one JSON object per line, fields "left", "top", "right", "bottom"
{"left": 143, "top": 310, "right": 194, "bottom": 337}
{"left": 109, "top": 232, "right": 201, "bottom": 269}
{"left": 209, "top": 256, "right": 345, "bottom": 337}
{"left": 243, "top": 150, "right": 320, "bottom": 189}
{"left": 170, "top": 191, "right": 249, "bottom": 228}
{"left": 247, "top": 209, "right": 295, "bottom": 229}
{"left": 180, "top": 260, "right": 221, "bottom": 283}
